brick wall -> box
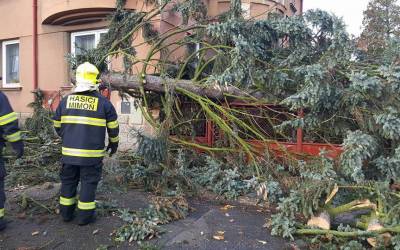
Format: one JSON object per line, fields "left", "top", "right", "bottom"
{"left": 17, "top": 98, "right": 154, "bottom": 152}
{"left": 113, "top": 98, "right": 157, "bottom": 151}
{"left": 117, "top": 112, "right": 143, "bottom": 151}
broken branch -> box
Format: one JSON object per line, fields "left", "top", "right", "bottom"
{"left": 101, "top": 73, "right": 250, "bottom": 100}
{"left": 296, "top": 226, "right": 400, "bottom": 237}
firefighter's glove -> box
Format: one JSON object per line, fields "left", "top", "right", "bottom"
{"left": 11, "top": 140, "right": 24, "bottom": 159}
{"left": 106, "top": 143, "right": 118, "bottom": 157}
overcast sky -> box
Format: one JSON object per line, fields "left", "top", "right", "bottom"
{"left": 303, "top": 0, "right": 370, "bottom": 36}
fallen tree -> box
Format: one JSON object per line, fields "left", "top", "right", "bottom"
{"left": 101, "top": 73, "right": 250, "bottom": 100}
{"left": 65, "top": 0, "right": 400, "bottom": 248}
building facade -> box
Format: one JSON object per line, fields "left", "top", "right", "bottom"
{"left": 0, "top": 0, "right": 302, "bottom": 148}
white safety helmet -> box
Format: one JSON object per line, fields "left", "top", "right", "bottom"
{"left": 73, "top": 62, "right": 100, "bottom": 93}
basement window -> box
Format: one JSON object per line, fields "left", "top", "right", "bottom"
{"left": 71, "top": 29, "right": 108, "bottom": 56}
{"left": 121, "top": 101, "right": 131, "bottom": 114}
{"left": 2, "top": 40, "right": 20, "bottom": 88}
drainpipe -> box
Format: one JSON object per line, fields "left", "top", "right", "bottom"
{"left": 33, "top": 0, "right": 38, "bottom": 90}
{"left": 300, "top": 0, "right": 303, "bottom": 14}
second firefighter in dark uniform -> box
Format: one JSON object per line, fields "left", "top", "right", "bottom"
{"left": 53, "top": 62, "right": 119, "bottom": 225}
{"left": 0, "top": 91, "right": 24, "bottom": 231}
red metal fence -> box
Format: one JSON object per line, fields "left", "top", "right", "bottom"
{"left": 176, "top": 101, "right": 343, "bottom": 159}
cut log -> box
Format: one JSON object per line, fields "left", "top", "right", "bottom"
{"left": 366, "top": 219, "right": 391, "bottom": 247}
{"left": 307, "top": 211, "right": 331, "bottom": 230}
{"left": 100, "top": 73, "right": 250, "bottom": 100}
{"left": 308, "top": 200, "right": 377, "bottom": 231}
{"left": 332, "top": 209, "right": 371, "bottom": 228}
{"left": 327, "top": 199, "right": 376, "bottom": 217}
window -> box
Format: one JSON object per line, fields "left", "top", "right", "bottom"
{"left": 241, "top": 3, "right": 251, "bottom": 19}
{"left": 186, "top": 33, "right": 202, "bottom": 60}
{"left": 289, "top": 1, "right": 297, "bottom": 13}
{"left": 71, "top": 29, "right": 108, "bottom": 55}
{"left": 2, "top": 40, "right": 20, "bottom": 87}
{"left": 195, "top": 42, "right": 202, "bottom": 60}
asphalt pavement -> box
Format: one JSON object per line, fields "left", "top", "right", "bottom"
{"left": 0, "top": 190, "right": 290, "bottom": 250}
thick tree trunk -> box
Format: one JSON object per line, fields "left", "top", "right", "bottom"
{"left": 100, "top": 73, "right": 249, "bottom": 99}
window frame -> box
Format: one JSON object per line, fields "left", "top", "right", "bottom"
{"left": 2, "top": 39, "right": 20, "bottom": 88}
{"left": 241, "top": 3, "right": 251, "bottom": 19}
{"left": 70, "top": 29, "right": 108, "bottom": 56}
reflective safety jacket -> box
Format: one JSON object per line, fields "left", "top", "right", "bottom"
{"left": 0, "top": 91, "right": 22, "bottom": 151}
{"left": 53, "top": 91, "right": 119, "bottom": 165}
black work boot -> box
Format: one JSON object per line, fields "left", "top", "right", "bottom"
{"left": 0, "top": 218, "right": 6, "bottom": 231}
{"left": 60, "top": 205, "right": 76, "bottom": 222}
{"left": 77, "top": 210, "right": 96, "bottom": 226}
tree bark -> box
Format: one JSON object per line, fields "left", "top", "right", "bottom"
{"left": 100, "top": 73, "right": 249, "bottom": 100}
{"left": 295, "top": 226, "right": 400, "bottom": 237}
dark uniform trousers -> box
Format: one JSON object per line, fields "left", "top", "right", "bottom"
{"left": 60, "top": 163, "right": 102, "bottom": 221}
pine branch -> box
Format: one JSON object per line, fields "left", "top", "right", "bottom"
{"left": 296, "top": 226, "right": 400, "bottom": 237}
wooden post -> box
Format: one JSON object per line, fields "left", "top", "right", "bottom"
{"left": 206, "top": 120, "right": 214, "bottom": 147}
{"left": 296, "top": 108, "right": 304, "bottom": 153}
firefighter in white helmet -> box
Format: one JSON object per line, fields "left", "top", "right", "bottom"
{"left": 53, "top": 62, "right": 119, "bottom": 225}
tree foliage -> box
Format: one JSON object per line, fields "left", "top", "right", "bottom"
{"left": 360, "top": 0, "right": 400, "bottom": 60}
{"left": 69, "top": 0, "right": 400, "bottom": 246}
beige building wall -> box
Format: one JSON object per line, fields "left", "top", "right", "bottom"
{"left": 0, "top": 0, "right": 302, "bottom": 109}
{"left": 207, "top": 0, "right": 301, "bottom": 18}
{"left": 0, "top": 0, "right": 302, "bottom": 149}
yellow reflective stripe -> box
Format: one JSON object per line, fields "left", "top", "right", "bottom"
{"left": 61, "top": 116, "right": 106, "bottom": 127}
{"left": 0, "top": 112, "right": 18, "bottom": 126}
{"left": 109, "top": 136, "right": 119, "bottom": 143}
{"left": 107, "top": 120, "right": 119, "bottom": 129}
{"left": 4, "top": 131, "right": 21, "bottom": 142}
{"left": 60, "top": 196, "right": 76, "bottom": 206}
{"left": 53, "top": 120, "right": 61, "bottom": 128}
{"left": 78, "top": 201, "right": 96, "bottom": 210}
{"left": 0, "top": 208, "right": 4, "bottom": 217}
{"left": 62, "top": 147, "right": 105, "bottom": 158}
